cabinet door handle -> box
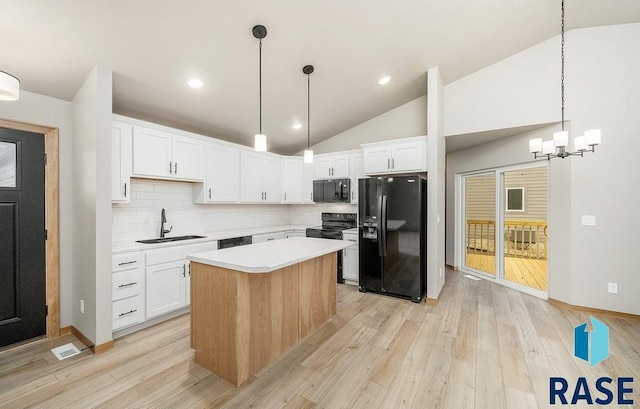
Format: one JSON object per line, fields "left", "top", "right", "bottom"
{"left": 188, "top": 263, "right": 191, "bottom": 276}
{"left": 182, "top": 264, "right": 186, "bottom": 277}
{"left": 118, "top": 309, "right": 137, "bottom": 317}
{"left": 123, "top": 182, "right": 127, "bottom": 198}
{"left": 284, "top": 192, "right": 287, "bottom": 201}
{"left": 328, "top": 167, "right": 331, "bottom": 176}
{"left": 351, "top": 191, "right": 354, "bottom": 200}
{"left": 118, "top": 282, "right": 137, "bottom": 288}
{"left": 347, "top": 239, "right": 357, "bottom": 242}
{"left": 175, "top": 162, "right": 178, "bottom": 175}
{"left": 265, "top": 191, "right": 267, "bottom": 201}
{"left": 387, "top": 158, "right": 390, "bottom": 169}
{"left": 267, "top": 238, "right": 275, "bottom": 241}
{"left": 118, "top": 260, "right": 137, "bottom": 266}
{"left": 208, "top": 188, "right": 212, "bottom": 199}
{"left": 169, "top": 161, "right": 173, "bottom": 174}
{"left": 392, "top": 158, "right": 394, "bottom": 169}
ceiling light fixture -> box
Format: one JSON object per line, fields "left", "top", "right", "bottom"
{"left": 253, "top": 25, "right": 268, "bottom": 152}
{"left": 303, "top": 65, "right": 314, "bottom": 164}
{"left": 529, "top": 0, "right": 600, "bottom": 160}
{"left": 0, "top": 70, "right": 20, "bottom": 101}
{"left": 292, "top": 123, "right": 302, "bottom": 130}
{"left": 378, "top": 75, "right": 391, "bottom": 85}
{"left": 187, "top": 78, "right": 204, "bottom": 89}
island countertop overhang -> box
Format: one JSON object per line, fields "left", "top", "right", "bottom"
{"left": 187, "top": 236, "right": 353, "bottom": 273}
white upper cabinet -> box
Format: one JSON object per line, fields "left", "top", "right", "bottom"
{"left": 362, "top": 136, "right": 427, "bottom": 175}
{"left": 282, "top": 158, "right": 304, "bottom": 203}
{"left": 261, "top": 156, "right": 283, "bottom": 203}
{"left": 283, "top": 158, "right": 314, "bottom": 204}
{"left": 313, "top": 154, "right": 350, "bottom": 179}
{"left": 349, "top": 154, "right": 364, "bottom": 204}
{"left": 112, "top": 121, "right": 133, "bottom": 203}
{"left": 194, "top": 143, "right": 240, "bottom": 203}
{"left": 303, "top": 162, "right": 314, "bottom": 203}
{"left": 132, "top": 125, "right": 204, "bottom": 181}
{"left": 240, "top": 151, "right": 282, "bottom": 203}
{"left": 172, "top": 135, "right": 204, "bottom": 180}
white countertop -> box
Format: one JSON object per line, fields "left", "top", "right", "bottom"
{"left": 112, "top": 224, "right": 311, "bottom": 253}
{"left": 188, "top": 237, "right": 353, "bottom": 273}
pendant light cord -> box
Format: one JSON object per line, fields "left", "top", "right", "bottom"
{"left": 259, "top": 38, "right": 263, "bottom": 134}
{"left": 561, "top": 0, "right": 565, "bottom": 131}
{"left": 307, "top": 73, "right": 310, "bottom": 149}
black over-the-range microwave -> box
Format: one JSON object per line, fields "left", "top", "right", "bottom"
{"left": 312, "top": 179, "right": 350, "bottom": 203}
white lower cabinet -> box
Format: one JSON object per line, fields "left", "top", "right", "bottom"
{"left": 253, "top": 231, "right": 286, "bottom": 243}
{"left": 342, "top": 232, "right": 359, "bottom": 284}
{"left": 146, "top": 260, "right": 187, "bottom": 319}
{"left": 285, "top": 230, "right": 306, "bottom": 238}
{"left": 112, "top": 251, "right": 144, "bottom": 331}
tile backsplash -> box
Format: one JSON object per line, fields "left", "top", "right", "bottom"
{"left": 112, "top": 179, "right": 358, "bottom": 242}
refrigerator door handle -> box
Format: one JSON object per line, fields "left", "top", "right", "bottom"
{"left": 377, "top": 195, "right": 383, "bottom": 256}
{"left": 380, "top": 195, "right": 387, "bottom": 256}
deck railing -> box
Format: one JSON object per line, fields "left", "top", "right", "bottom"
{"left": 466, "top": 219, "right": 548, "bottom": 260}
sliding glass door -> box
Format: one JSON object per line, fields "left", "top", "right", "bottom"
{"left": 501, "top": 166, "right": 549, "bottom": 294}
{"left": 461, "top": 163, "right": 549, "bottom": 298}
{"left": 462, "top": 172, "right": 496, "bottom": 276}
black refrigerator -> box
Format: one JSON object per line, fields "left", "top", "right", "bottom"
{"left": 358, "top": 176, "right": 427, "bottom": 303}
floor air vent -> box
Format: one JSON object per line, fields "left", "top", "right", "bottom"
{"left": 51, "top": 343, "right": 81, "bottom": 360}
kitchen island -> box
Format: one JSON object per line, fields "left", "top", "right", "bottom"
{"left": 187, "top": 237, "right": 352, "bottom": 386}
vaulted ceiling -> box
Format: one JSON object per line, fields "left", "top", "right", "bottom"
{"left": 2, "top": 0, "right": 639, "bottom": 154}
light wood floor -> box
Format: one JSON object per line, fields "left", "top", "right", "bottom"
{"left": 466, "top": 253, "right": 548, "bottom": 291}
{"left": 1, "top": 270, "right": 639, "bottom": 408}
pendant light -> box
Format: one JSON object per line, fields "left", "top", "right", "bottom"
{"left": 253, "top": 25, "right": 268, "bottom": 152}
{"left": 0, "top": 70, "right": 20, "bottom": 101}
{"left": 529, "top": 0, "right": 600, "bottom": 160}
{"left": 303, "top": 65, "right": 314, "bottom": 163}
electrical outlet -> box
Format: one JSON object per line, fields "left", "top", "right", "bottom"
{"left": 80, "top": 299, "right": 85, "bottom": 314}
{"left": 607, "top": 283, "right": 618, "bottom": 294}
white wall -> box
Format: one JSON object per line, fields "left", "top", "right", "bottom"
{"left": 427, "top": 67, "right": 446, "bottom": 300}
{"left": 289, "top": 203, "right": 357, "bottom": 226}
{"left": 444, "top": 36, "right": 558, "bottom": 137}
{"left": 310, "top": 96, "right": 427, "bottom": 154}
{"left": 112, "top": 179, "right": 292, "bottom": 241}
{"left": 0, "top": 91, "right": 74, "bottom": 327}
{"left": 71, "top": 66, "right": 113, "bottom": 345}
{"left": 445, "top": 23, "right": 640, "bottom": 314}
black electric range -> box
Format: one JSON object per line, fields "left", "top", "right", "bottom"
{"left": 306, "top": 212, "right": 357, "bottom": 283}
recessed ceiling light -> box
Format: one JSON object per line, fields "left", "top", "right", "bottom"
{"left": 187, "top": 78, "right": 205, "bottom": 89}
{"left": 292, "top": 123, "right": 302, "bottom": 130}
{"left": 378, "top": 75, "right": 391, "bottom": 85}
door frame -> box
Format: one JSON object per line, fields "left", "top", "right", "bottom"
{"left": 0, "top": 118, "right": 59, "bottom": 339}
{"left": 456, "top": 162, "right": 549, "bottom": 299}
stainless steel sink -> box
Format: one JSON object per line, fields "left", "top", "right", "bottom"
{"left": 136, "top": 235, "right": 206, "bottom": 244}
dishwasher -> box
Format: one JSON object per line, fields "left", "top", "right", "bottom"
{"left": 217, "top": 235, "right": 252, "bottom": 249}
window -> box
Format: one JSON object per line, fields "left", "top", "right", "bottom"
{"left": 506, "top": 187, "right": 524, "bottom": 211}
{"left": 0, "top": 141, "right": 17, "bottom": 188}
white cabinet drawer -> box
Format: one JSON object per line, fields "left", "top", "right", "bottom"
{"left": 253, "top": 232, "right": 286, "bottom": 243}
{"left": 112, "top": 268, "right": 143, "bottom": 301}
{"left": 145, "top": 241, "right": 217, "bottom": 266}
{"left": 112, "top": 252, "right": 142, "bottom": 272}
{"left": 113, "top": 295, "right": 143, "bottom": 330}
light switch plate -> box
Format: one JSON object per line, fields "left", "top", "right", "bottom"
{"left": 608, "top": 282, "right": 618, "bottom": 294}
{"left": 581, "top": 215, "right": 596, "bottom": 226}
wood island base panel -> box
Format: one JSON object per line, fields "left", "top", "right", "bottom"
{"left": 190, "top": 252, "right": 337, "bottom": 386}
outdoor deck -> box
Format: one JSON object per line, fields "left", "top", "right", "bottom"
{"left": 465, "top": 253, "right": 548, "bottom": 291}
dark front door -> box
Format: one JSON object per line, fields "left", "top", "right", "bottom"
{"left": 0, "top": 127, "right": 46, "bottom": 348}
